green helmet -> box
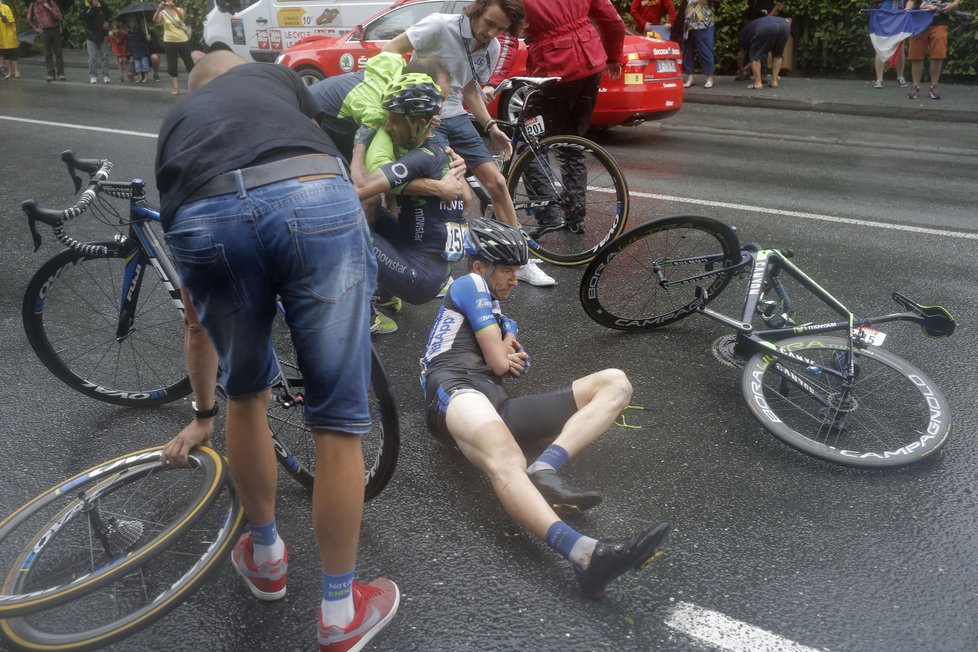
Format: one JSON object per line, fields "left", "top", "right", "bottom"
{"left": 381, "top": 73, "right": 444, "bottom": 120}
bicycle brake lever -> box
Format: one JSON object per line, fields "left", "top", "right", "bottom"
{"left": 63, "top": 155, "right": 83, "bottom": 194}
{"left": 27, "top": 216, "right": 43, "bottom": 252}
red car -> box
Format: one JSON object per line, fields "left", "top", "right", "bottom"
{"left": 275, "top": 0, "right": 684, "bottom": 127}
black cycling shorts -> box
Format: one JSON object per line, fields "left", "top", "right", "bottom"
{"left": 424, "top": 372, "right": 577, "bottom": 446}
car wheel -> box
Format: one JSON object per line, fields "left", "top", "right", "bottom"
{"left": 296, "top": 66, "right": 325, "bottom": 86}
{"left": 497, "top": 84, "right": 532, "bottom": 122}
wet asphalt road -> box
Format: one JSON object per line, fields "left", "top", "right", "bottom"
{"left": 1, "top": 80, "right": 977, "bottom": 651}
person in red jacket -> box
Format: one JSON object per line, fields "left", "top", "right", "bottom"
{"left": 631, "top": 0, "right": 675, "bottom": 36}
{"left": 520, "top": 0, "right": 624, "bottom": 240}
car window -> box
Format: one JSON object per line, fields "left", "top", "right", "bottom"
{"left": 362, "top": 1, "right": 449, "bottom": 41}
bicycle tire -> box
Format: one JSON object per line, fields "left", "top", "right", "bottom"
{"left": 0, "top": 446, "right": 224, "bottom": 617}
{"left": 579, "top": 215, "right": 741, "bottom": 331}
{"left": 268, "top": 345, "right": 400, "bottom": 501}
{"left": 22, "top": 245, "right": 191, "bottom": 406}
{"left": 507, "top": 134, "right": 629, "bottom": 266}
{"left": 741, "top": 336, "right": 951, "bottom": 468}
{"left": 0, "top": 476, "right": 244, "bottom": 651}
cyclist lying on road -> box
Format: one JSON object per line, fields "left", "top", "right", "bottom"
{"left": 419, "top": 217, "right": 670, "bottom": 598}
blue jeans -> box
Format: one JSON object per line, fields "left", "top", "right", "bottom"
{"left": 164, "top": 174, "right": 378, "bottom": 434}
{"left": 683, "top": 26, "right": 716, "bottom": 77}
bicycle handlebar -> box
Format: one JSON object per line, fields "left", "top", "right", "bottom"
{"left": 22, "top": 151, "right": 128, "bottom": 256}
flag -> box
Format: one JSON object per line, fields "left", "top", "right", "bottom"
{"left": 863, "top": 6, "right": 934, "bottom": 62}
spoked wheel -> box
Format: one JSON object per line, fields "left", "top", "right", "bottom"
{"left": 22, "top": 246, "right": 190, "bottom": 406}
{"left": 579, "top": 215, "right": 741, "bottom": 331}
{"left": 508, "top": 135, "right": 629, "bottom": 266}
{"left": 1, "top": 469, "right": 243, "bottom": 651}
{"left": 0, "top": 447, "right": 227, "bottom": 618}
{"left": 267, "top": 339, "right": 400, "bottom": 502}
{"left": 741, "top": 336, "right": 951, "bottom": 468}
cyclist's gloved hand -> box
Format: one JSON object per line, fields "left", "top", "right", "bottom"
{"left": 499, "top": 315, "right": 519, "bottom": 340}
{"left": 354, "top": 125, "right": 377, "bottom": 148}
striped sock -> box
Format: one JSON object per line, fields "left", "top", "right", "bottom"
{"left": 526, "top": 444, "right": 570, "bottom": 474}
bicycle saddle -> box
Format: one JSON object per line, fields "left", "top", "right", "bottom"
{"left": 892, "top": 292, "right": 956, "bottom": 338}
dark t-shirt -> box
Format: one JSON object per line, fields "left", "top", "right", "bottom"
{"left": 155, "top": 63, "right": 342, "bottom": 229}
{"left": 910, "top": 1, "right": 949, "bottom": 27}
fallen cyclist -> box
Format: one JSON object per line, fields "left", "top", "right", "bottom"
{"left": 419, "top": 217, "right": 670, "bottom": 597}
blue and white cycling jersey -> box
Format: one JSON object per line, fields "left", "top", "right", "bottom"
{"left": 420, "top": 272, "right": 501, "bottom": 382}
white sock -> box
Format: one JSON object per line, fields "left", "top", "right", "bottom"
{"left": 569, "top": 535, "right": 598, "bottom": 570}
{"left": 321, "top": 595, "right": 355, "bottom": 629}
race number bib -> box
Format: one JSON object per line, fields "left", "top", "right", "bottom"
{"left": 442, "top": 222, "right": 469, "bottom": 262}
{"left": 525, "top": 115, "right": 546, "bottom": 137}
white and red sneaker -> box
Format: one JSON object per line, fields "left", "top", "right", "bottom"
{"left": 318, "top": 578, "right": 400, "bottom": 652}
{"left": 230, "top": 532, "right": 288, "bottom": 601}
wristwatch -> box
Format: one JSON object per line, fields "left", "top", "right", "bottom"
{"left": 193, "top": 403, "right": 219, "bottom": 420}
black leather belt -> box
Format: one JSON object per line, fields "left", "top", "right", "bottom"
{"left": 186, "top": 154, "right": 347, "bottom": 204}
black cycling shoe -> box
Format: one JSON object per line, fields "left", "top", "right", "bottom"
{"left": 574, "top": 522, "right": 670, "bottom": 598}
{"left": 528, "top": 469, "right": 603, "bottom": 511}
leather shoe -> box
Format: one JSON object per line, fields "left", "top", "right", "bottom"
{"left": 528, "top": 469, "right": 602, "bottom": 511}
{"left": 575, "top": 522, "right": 670, "bottom": 598}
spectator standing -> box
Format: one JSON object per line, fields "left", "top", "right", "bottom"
{"left": 0, "top": 0, "right": 20, "bottom": 80}
{"left": 905, "top": 0, "right": 960, "bottom": 100}
{"left": 680, "top": 0, "right": 715, "bottom": 88}
{"left": 107, "top": 21, "right": 132, "bottom": 82}
{"left": 79, "top": 0, "right": 111, "bottom": 84}
{"left": 631, "top": 0, "right": 676, "bottom": 37}
{"left": 156, "top": 51, "right": 398, "bottom": 652}
{"left": 27, "top": 0, "right": 65, "bottom": 81}
{"left": 518, "top": 0, "right": 624, "bottom": 249}
{"left": 154, "top": 0, "right": 194, "bottom": 95}
{"left": 128, "top": 20, "right": 151, "bottom": 82}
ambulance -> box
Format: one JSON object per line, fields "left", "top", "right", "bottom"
{"left": 204, "top": 0, "right": 393, "bottom": 62}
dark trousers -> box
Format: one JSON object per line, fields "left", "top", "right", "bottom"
{"left": 40, "top": 28, "right": 64, "bottom": 77}
{"left": 521, "top": 73, "right": 602, "bottom": 223}
{"left": 164, "top": 40, "right": 194, "bottom": 77}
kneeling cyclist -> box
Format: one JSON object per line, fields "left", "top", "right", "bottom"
{"left": 355, "top": 73, "right": 466, "bottom": 334}
{"left": 420, "top": 217, "right": 670, "bottom": 598}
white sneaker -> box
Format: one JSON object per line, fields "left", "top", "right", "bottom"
{"left": 103, "top": 76, "right": 111, "bottom": 84}
{"left": 90, "top": 76, "right": 97, "bottom": 84}
{"left": 516, "top": 260, "right": 555, "bottom": 287}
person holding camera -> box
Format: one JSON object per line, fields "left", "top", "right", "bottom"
{"left": 154, "top": 0, "right": 193, "bottom": 95}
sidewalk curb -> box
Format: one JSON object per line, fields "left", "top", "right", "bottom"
{"left": 684, "top": 91, "right": 978, "bottom": 124}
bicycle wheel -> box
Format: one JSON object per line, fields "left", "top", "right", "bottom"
{"left": 579, "top": 215, "right": 741, "bottom": 331}
{"left": 22, "top": 246, "right": 191, "bottom": 406}
{"left": 0, "top": 477, "right": 244, "bottom": 651}
{"left": 741, "top": 336, "right": 951, "bottom": 468}
{"left": 0, "top": 446, "right": 224, "bottom": 617}
{"left": 507, "top": 134, "right": 628, "bottom": 266}
{"left": 268, "top": 343, "right": 400, "bottom": 502}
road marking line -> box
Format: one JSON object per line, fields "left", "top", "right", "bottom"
{"left": 0, "top": 116, "right": 157, "bottom": 139}
{"left": 665, "top": 601, "right": 824, "bottom": 652}
{"left": 5, "top": 112, "right": 973, "bottom": 242}
{"left": 594, "top": 186, "right": 978, "bottom": 241}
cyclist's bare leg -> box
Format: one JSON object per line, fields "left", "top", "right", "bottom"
{"left": 312, "top": 430, "right": 365, "bottom": 573}
{"left": 161, "top": 288, "right": 219, "bottom": 467}
{"left": 471, "top": 161, "right": 518, "bottom": 228}
{"left": 446, "top": 392, "right": 560, "bottom": 540}
{"left": 226, "top": 389, "right": 278, "bottom": 526}
{"left": 553, "top": 369, "right": 633, "bottom": 458}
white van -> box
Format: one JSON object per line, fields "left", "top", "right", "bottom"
{"left": 204, "top": 0, "right": 393, "bottom": 62}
